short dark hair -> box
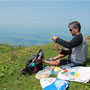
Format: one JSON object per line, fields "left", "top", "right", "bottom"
{"left": 68, "top": 21, "right": 81, "bottom": 31}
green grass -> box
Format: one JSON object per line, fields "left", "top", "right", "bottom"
{"left": 86, "top": 36, "right": 90, "bottom": 40}
{"left": 0, "top": 42, "right": 90, "bottom": 90}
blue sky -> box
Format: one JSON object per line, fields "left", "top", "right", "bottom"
{"left": 0, "top": 0, "right": 90, "bottom": 36}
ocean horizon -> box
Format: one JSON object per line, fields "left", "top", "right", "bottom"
{"left": 0, "top": 26, "right": 90, "bottom": 46}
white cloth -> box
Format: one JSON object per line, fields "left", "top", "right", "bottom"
{"left": 57, "top": 67, "right": 90, "bottom": 83}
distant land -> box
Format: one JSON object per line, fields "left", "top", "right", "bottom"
{"left": 0, "top": 29, "right": 90, "bottom": 46}
{"left": 0, "top": 30, "right": 72, "bottom": 46}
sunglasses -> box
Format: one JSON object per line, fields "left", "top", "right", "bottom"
{"left": 69, "top": 29, "right": 73, "bottom": 31}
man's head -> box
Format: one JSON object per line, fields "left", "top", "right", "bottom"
{"left": 68, "top": 21, "right": 81, "bottom": 36}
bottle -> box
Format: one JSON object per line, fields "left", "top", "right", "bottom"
{"left": 31, "top": 63, "right": 35, "bottom": 68}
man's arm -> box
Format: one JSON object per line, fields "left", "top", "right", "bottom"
{"left": 52, "top": 34, "right": 83, "bottom": 49}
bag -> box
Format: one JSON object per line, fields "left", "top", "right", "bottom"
{"left": 40, "top": 78, "right": 69, "bottom": 90}
{"left": 35, "top": 66, "right": 51, "bottom": 79}
{"left": 21, "top": 49, "right": 44, "bottom": 75}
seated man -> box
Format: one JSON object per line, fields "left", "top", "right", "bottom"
{"left": 44, "top": 21, "right": 88, "bottom": 67}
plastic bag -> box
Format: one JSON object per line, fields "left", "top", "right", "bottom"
{"left": 35, "top": 66, "right": 51, "bottom": 79}
{"left": 40, "top": 78, "right": 69, "bottom": 90}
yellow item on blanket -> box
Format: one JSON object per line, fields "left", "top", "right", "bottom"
{"left": 73, "top": 72, "right": 79, "bottom": 78}
{"left": 54, "top": 67, "right": 61, "bottom": 72}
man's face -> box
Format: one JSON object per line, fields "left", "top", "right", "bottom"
{"left": 69, "top": 25, "right": 77, "bottom": 36}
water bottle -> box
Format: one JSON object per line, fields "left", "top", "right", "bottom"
{"left": 31, "top": 63, "right": 35, "bottom": 68}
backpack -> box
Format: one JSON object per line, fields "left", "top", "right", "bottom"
{"left": 21, "top": 49, "right": 44, "bottom": 75}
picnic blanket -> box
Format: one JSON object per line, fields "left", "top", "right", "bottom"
{"left": 57, "top": 67, "right": 90, "bottom": 83}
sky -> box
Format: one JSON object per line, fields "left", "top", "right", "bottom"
{"left": 0, "top": 0, "right": 90, "bottom": 36}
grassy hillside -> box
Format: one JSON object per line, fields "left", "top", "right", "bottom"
{"left": 0, "top": 41, "right": 90, "bottom": 90}
{"left": 86, "top": 36, "right": 90, "bottom": 40}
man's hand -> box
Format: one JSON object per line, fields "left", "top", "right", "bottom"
{"left": 52, "top": 35, "right": 57, "bottom": 43}
{"left": 55, "top": 43, "right": 62, "bottom": 52}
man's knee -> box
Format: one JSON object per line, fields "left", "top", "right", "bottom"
{"left": 65, "top": 48, "right": 69, "bottom": 50}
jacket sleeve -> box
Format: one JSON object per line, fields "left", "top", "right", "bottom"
{"left": 55, "top": 34, "right": 83, "bottom": 49}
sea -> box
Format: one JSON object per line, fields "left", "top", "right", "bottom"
{"left": 0, "top": 26, "right": 90, "bottom": 46}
